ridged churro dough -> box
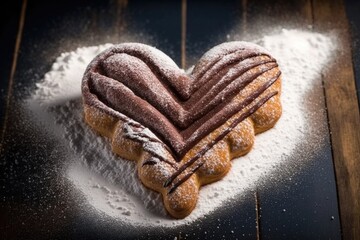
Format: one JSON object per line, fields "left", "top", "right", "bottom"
{"left": 82, "top": 42, "right": 282, "bottom": 218}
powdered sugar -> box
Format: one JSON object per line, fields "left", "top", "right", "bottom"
{"left": 122, "top": 122, "right": 169, "bottom": 160}
{"left": 26, "top": 29, "right": 335, "bottom": 227}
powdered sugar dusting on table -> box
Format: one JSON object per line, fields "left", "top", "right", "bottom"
{"left": 26, "top": 29, "right": 335, "bottom": 227}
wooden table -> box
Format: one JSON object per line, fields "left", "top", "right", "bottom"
{"left": 0, "top": 0, "right": 359, "bottom": 239}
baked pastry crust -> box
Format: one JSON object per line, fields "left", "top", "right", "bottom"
{"left": 82, "top": 42, "right": 282, "bottom": 218}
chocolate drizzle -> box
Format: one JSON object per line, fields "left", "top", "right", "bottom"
{"left": 82, "top": 42, "right": 281, "bottom": 193}
{"left": 122, "top": 125, "right": 178, "bottom": 169}
{"left": 166, "top": 91, "right": 278, "bottom": 194}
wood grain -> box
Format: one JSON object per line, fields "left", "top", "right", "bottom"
{"left": 245, "top": 1, "right": 339, "bottom": 239}
{"left": 313, "top": 0, "right": 360, "bottom": 239}
{"left": 181, "top": 0, "right": 186, "bottom": 69}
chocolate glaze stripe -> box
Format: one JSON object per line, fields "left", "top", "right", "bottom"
{"left": 84, "top": 91, "right": 179, "bottom": 165}
{"left": 167, "top": 91, "right": 279, "bottom": 194}
{"left": 179, "top": 70, "right": 281, "bottom": 157}
{"left": 82, "top": 42, "right": 281, "bottom": 158}
{"left": 88, "top": 66, "right": 280, "bottom": 160}
{"left": 184, "top": 57, "right": 276, "bottom": 110}
{"left": 191, "top": 42, "right": 272, "bottom": 87}
{"left": 124, "top": 134, "right": 178, "bottom": 169}
{"left": 165, "top": 73, "right": 281, "bottom": 184}
{"left": 100, "top": 52, "right": 276, "bottom": 128}
{"left": 122, "top": 126, "right": 178, "bottom": 169}
{"left": 191, "top": 51, "right": 273, "bottom": 94}
{"left": 98, "top": 46, "right": 270, "bottom": 102}
{"left": 142, "top": 158, "right": 158, "bottom": 166}
{"left": 90, "top": 59, "right": 277, "bottom": 132}
{"left": 126, "top": 121, "right": 143, "bottom": 129}
{"left": 99, "top": 45, "right": 192, "bottom": 100}
{"left": 101, "top": 53, "right": 187, "bottom": 124}
{"left": 142, "top": 161, "right": 156, "bottom": 166}
{"left": 100, "top": 54, "right": 276, "bottom": 130}
{"left": 84, "top": 85, "right": 174, "bottom": 163}
{"left": 89, "top": 72, "right": 184, "bottom": 148}
{"left": 130, "top": 131, "right": 178, "bottom": 162}
{"left": 182, "top": 62, "right": 278, "bottom": 129}
{"left": 138, "top": 133, "right": 171, "bottom": 151}
{"left": 168, "top": 161, "right": 204, "bottom": 194}
{"left": 192, "top": 49, "right": 239, "bottom": 84}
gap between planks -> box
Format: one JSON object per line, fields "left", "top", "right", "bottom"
{"left": 0, "top": 0, "right": 27, "bottom": 153}
{"left": 181, "top": 0, "right": 187, "bottom": 69}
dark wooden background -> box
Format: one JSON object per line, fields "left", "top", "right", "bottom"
{"left": 0, "top": 0, "right": 359, "bottom": 239}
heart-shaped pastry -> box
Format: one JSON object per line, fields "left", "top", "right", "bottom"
{"left": 82, "top": 42, "right": 282, "bottom": 218}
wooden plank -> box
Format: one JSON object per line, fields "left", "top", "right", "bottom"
{"left": 245, "top": 0, "right": 342, "bottom": 239}
{"left": 344, "top": 0, "right": 360, "bottom": 117}
{"left": 126, "top": 0, "right": 182, "bottom": 66}
{"left": 185, "top": 0, "right": 244, "bottom": 67}
{"left": 313, "top": 0, "right": 360, "bottom": 239}
{"left": 244, "top": 0, "right": 313, "bottom": 35}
